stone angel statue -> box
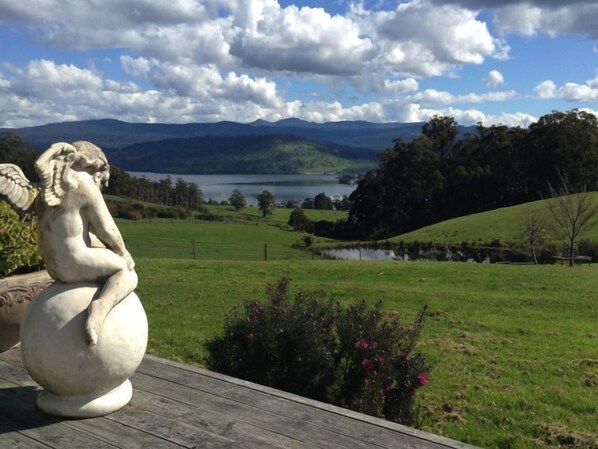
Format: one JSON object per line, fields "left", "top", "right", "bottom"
{"left": 0, "top": 141, "right": 137, "bottom": 345}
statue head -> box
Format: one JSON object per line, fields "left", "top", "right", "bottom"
{"left": 72, "top": 141, "right": 110, "bottom": 188}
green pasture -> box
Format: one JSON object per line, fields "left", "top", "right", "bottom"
{"left": 393, "top": 194, "right": 598, "bottom": 246}
{"left": 134, "top": 258, "right": 598, "bottom": 449}
{"left": 116, "top": 206, "right": 346, "bottom": 261}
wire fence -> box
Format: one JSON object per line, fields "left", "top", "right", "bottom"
{"left": 124, "top": 236, "right": 317, "bottom": 261}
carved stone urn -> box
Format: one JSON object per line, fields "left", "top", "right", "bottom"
{"left": 0, "top": 270, "right": 53, "bottom": 352}
{"left": 20, "top": 282, "right": 148, "bottom": 417}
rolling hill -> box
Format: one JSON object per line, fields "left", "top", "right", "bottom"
{"left": 106, "top": 133, "right": 376, "bottom": 174}
{"left": 391, "top": 194, "right": 598, "bottom": 246}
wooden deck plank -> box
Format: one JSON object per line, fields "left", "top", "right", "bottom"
{"left": 128, "top": 388, "right": 319, "bottom": 449}
{"left": 0, "top": 348, "right": 477, "bottom": 449}
{"left": 138, "top": 356, "right": 469, "bottom": 449}
{"left": 133, "top": 371, "right": 377, "bottom": 449}
{"left": 0, "top": 433, "right": 54, "bottom": 449}
{"left": 0, "top": 357, "right": 315, "bottom": 449}
{"left": 63, "top": 417, "right": 186, "bottom": 449}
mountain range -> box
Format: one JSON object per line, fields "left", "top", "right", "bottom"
{"left": 3, "top": 118, "right": 469, "bottom": 174}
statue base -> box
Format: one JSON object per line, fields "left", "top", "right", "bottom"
{"left": 20, "top": 282, "right": 147, "bottom": 418}
{"left": 37, "top": 380, "right": 132, "bottom": 418}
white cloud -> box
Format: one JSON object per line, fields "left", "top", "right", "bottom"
{"left": 484, "top": 69, "right": 505, "bottom": 87}
{"left": 400, "top": 103, "right": 536, "bottom": 127}
{"left": 367, "top": 1, "right": 498, "bottom": 77}
{"left": 120, "top": 56, "right": 153, "bottom": 78}
{"left": 534, "top": 80, "right": 557, "bottom": 98}
{"left": 230, "top": 4, "right": 376, "bottom": 76}
{"left": 0, "top": 0, "right": 508, "bottom": 83}
{"left": 534, "top": 78, "right": 598, "bottom": 101}
{"left": 0, "top": 58, "right": 288, "bottom": 126}
{"left": 384, "top": 78, "right": 419, "bottom": 93}
{"left": 410, "top": 88, "right": 517, "bottom": 105}
{"left": 8, "top": 60, "right": 103, "bottom": 98}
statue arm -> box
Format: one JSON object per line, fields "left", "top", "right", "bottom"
{"left": 84, "top": 187, "right": 134, "bottom": 269}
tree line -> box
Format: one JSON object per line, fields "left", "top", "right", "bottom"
{"left": 106, "top": 166, "right": 204, "bottom": 211}
{"left": 0, "top": 134, "right": 205, "bottom": 212}
{"left": 347, "top": 110, "right": 598, "bottom": 239}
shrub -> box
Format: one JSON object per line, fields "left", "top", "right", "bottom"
{"left": 288, "top": 206, "right": 312, "bottom": 232}
{"left": 204, "top": 278, "right": 430, "bottom": 426}
{"left": 0, "top": 201, "right": 42, "bottom": 276}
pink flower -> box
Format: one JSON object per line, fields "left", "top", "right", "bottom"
{"left": 369, "top": 340, "right": 379, "bottom": 349}
{"left": 398, "top": 352, "right": 408, "bottom": 360}
{"left": 355, "top": 339, "right": 368, "bottom": 349}
{"left": 361, "top": 358, "right": 374, "bottom": 371}
{"left": 376, "top": 355, "right": 386, "bottom": 366}
{"left": 417, "top": 372, "right": 429, "bottom": 386}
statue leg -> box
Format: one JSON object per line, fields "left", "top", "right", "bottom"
{"left": 85, "top": 268, "right": 138, "bottom": 345}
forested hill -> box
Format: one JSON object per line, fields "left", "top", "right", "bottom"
{"left": 347, "top": 110, "right": 598, "bottom": 239}
{"left": 106, "top": 133, "right": 375, "bottom": 174}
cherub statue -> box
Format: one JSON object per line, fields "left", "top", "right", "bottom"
{"left": 0, "top": 141, "right": 137, "bottom": 345}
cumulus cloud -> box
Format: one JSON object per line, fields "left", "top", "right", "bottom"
{"left": 534, "top": 78, "right": 598, "bottom": 101}
{"left": 410, "top": 88, "right": 517, "bottom": 105}
{"left": 484, "top": 69, "right": 505, "bottom": 87}
{"left": 230, "top": 5, "right": 376, "bottom": 76}
{"left": 384, "top": 78, "right": 419, "bottom": 93}
{"left": 0, "top": 58, "right": 287, "bottom": 127}
{"left": 0, "top": 0, "right": 507, "bottom": 81}
{"left": 362, "top": 1, "right": 499, "bottom": 77}
{"left": 120, "top": 56, "right": 153, "bottom": 78}
{"left": 8, "top": 60, "right": 103, "bottom": 98}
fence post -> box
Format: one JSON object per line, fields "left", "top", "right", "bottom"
{"left": 264, "top": 243, "right": 268, "bottom": 261}
{"left": 192, "top": 240, "right": 196, "bottom": 260}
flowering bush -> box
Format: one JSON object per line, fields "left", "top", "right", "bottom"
{"left": 0, "top": 201, "right": 42, "bottom": 276}
{"left": 204, "top": 278, "right": 430, "bottom": 426}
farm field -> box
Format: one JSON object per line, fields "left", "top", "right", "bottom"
{"left": 116, "top": 206, "right": 347, "bottom": 260}
{"left": 134, "top": 256, "right": 598, "bottom": 449}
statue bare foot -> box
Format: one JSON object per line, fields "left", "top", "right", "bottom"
{"left": 85, "top": 300, "right": 108, "bottom": 345}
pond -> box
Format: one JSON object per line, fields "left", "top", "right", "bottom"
{"left": 321, "top": 246, "right": 496, "bottom": 263}
{"left": 128, "top": 172, "right": 357, "bottom": 204}
{"left": 322, "top": 248, "right": 407, "bottom": 261}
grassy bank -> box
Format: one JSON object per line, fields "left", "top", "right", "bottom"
{"left": 393, "top": 194, "right": 598, "bottom": 246}
{"left": 135, "top": 258, "right": 598, "bottom": 449}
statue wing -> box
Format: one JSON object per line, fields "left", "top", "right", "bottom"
{"left": 0, "top": 164, "right": 39, "bottom": 212}
{"left": 35, "top": 142, "right": 77, "bottom": 206}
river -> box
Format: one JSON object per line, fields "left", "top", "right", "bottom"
{"left": 128, "top": 172, "right": 358, "bottom": 205}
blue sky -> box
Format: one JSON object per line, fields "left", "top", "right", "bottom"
{"left": 0, "top": 0, "right": 596, "bottom": 128}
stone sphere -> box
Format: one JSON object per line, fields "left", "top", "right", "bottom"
{"left": 20, "top": 282, "right": 147, "bottom": 401}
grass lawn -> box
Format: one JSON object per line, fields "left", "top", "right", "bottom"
{"left": 135, "top": 258, "right": 598, "bottom": 449}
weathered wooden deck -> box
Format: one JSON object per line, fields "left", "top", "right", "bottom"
{"left": 0, "top": 347, "right": 476, "bottom": 449}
